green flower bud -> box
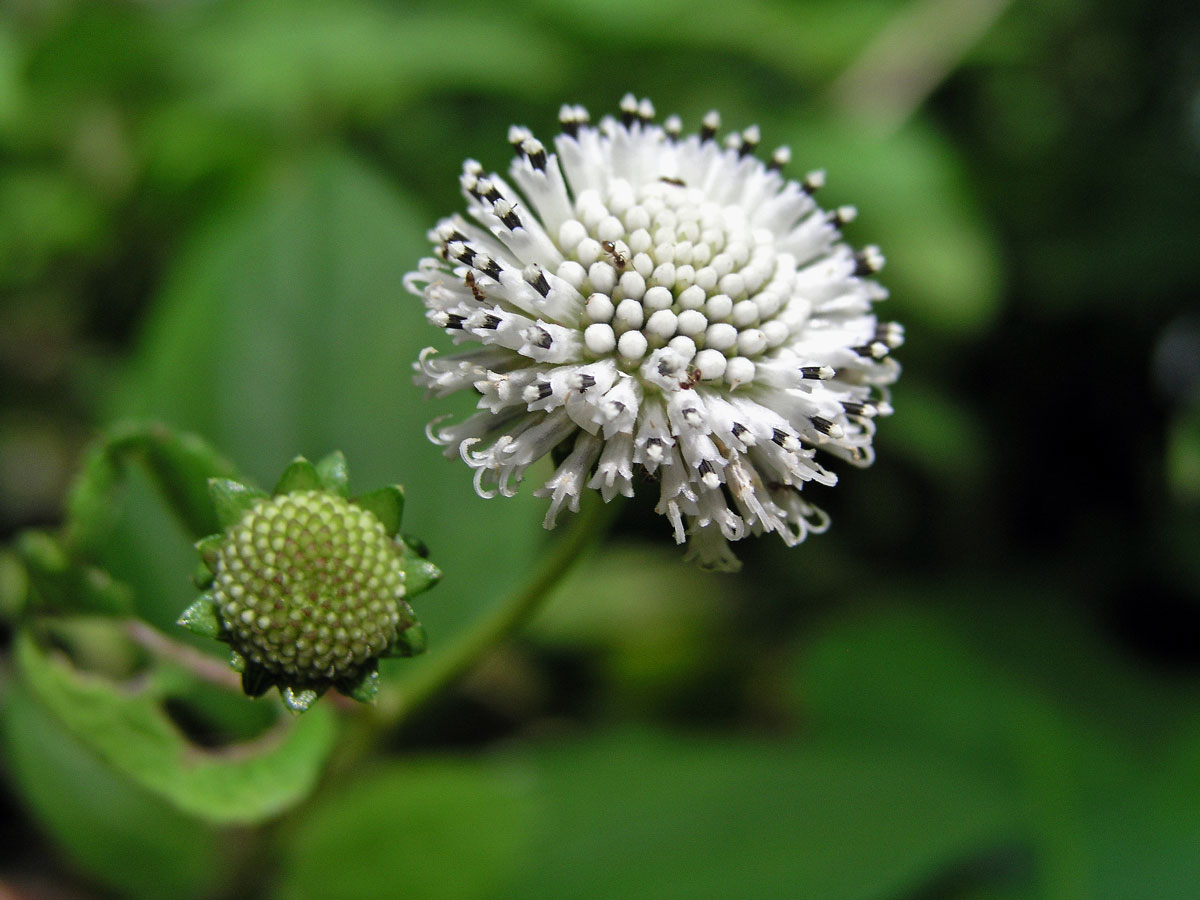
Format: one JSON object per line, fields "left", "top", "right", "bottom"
{"left": 179, "top": 453, "right": 439, "bottom": 712}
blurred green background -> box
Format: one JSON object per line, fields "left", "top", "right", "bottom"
{"left": 2, "top": 0, "right": 1200, "bottom": 897}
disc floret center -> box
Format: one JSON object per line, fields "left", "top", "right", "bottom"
{"left": 211, "top": 490, "right": 406, "bottom": 684}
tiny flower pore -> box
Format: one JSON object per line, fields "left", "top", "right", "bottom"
{"left": 406, "top": 96, "right": 901, "bottom": 571}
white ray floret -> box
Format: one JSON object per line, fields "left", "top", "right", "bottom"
{"left": 407, "top": 96, "right": 901, "bottom": 571}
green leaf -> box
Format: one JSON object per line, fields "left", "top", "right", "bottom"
{"left": 0, "top": 677, "right": 224, "bottom": 900}
{"left": 14, "top": 631, "right": 338, "bottom": 824}
{"left": 796, "top": 606, "right": 1095, "bottom": 776}
{"left": 0, "top": 548, "right": 29, "bottom": 620}
{"left": 177, "top": 0, "right": 569, "bottom": 128}
{"left": 1080, "top": 721, "right": 1200, "bottom": 900}
{"left": 16, "top": 529, "right": 69, "bottom": 577}
{"left": 276, "top": 718, "right": 1019, "bottom": 900}
{"left": 520, "top": 0, "right": 899, "bottom": 83}
{"left": 117, "top": 424, "right": 242, "bottom": 539}
{"left": 62, "top": 437, "right": 123, "bottom": 558}
{"left": 273, "top": 455, "right": 322, "bottom": 494}
{"left": 353, "top": 485, "right": 405, "bottom": 535}
{"left": 0, "top": 167, "right": 105, "bottom": 290}
{"left": 0, "top": 24, "right": 22, "bottom": 130}
{"left": 64, "top": 423, "right": 241, "bottom": 559}
{"left": 112, "top": 147, "right": 545, "bottom": 664}
{"left": 17, "top": 530, "right": 134, "bottom": 616}
{"left": 504, "top": 728, "right": 1021, "bottom": 900}
{"left": 277, "top": 758, "right": 535, "bottom": 900}
{"left": 792, "top": 601, "right": 1200, "bottom": 898}
{"left": 92, "top": 469, "right": 200, "bottom": 630}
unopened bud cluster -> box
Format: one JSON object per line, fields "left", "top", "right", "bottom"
{"left": 180, "top": 453, "right": 438, "bottom": 712}
{"left": 213, "top": 491, "right": 405, "bottom": 684}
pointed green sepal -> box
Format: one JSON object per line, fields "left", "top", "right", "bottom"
{"left": 402, "top": 533, "right": 430, "bottom": 558}
{"left": 241, "top": 664, "right": 274, "bottom": 698}
{"left": 281, "top": 687, "right": 320, "bottom": 713}
{"left": 354, "top": 486, "right": 405, "bottom": 536}
{"left": 402, "top": 546, "right": 442, "bottom": 599}
{"left": 314, "top": 451, "right": 349, "bottom": 497}
{"left": 273, "top": 456, "right": 321, "bottom": 495}
{"left": 192, "top": 561, "right": 215, "bottom": 590}
{"left": 342, "top": 667, "right": 380, "bottom": 703}
{"left": 177, "top": 595, "right": 222, "bottom": 638}
{"left": 208, "top": 479, "right": 267, "bottom": 529}
{"left": 390, "top": 621, "right": 427, "bottom": 658}
{"left": 194, "top": 534, "right": 224, "bottom": 571}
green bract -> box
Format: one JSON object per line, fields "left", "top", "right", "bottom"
{"left": 178, "top": 452, "right": 440, "bottom": 713}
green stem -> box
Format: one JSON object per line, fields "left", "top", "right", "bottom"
{"left": 399, "top": 492, "right": 616, "bottom": 717}
{"left": 326, "top": 493, "right": 619, "bottom": 775}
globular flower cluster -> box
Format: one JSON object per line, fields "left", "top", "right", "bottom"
{"left": 406, "top": 96, "right": 901, "bottom": 571}
{"left": 210, "top": 491, "right": 407, "bottom": 682}
{"left": 180, "top": 454, "right": 439, "bottom": 712}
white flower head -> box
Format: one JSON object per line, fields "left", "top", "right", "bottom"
{"left": 406, "top": 96, "right": 901, "bottom": 572}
